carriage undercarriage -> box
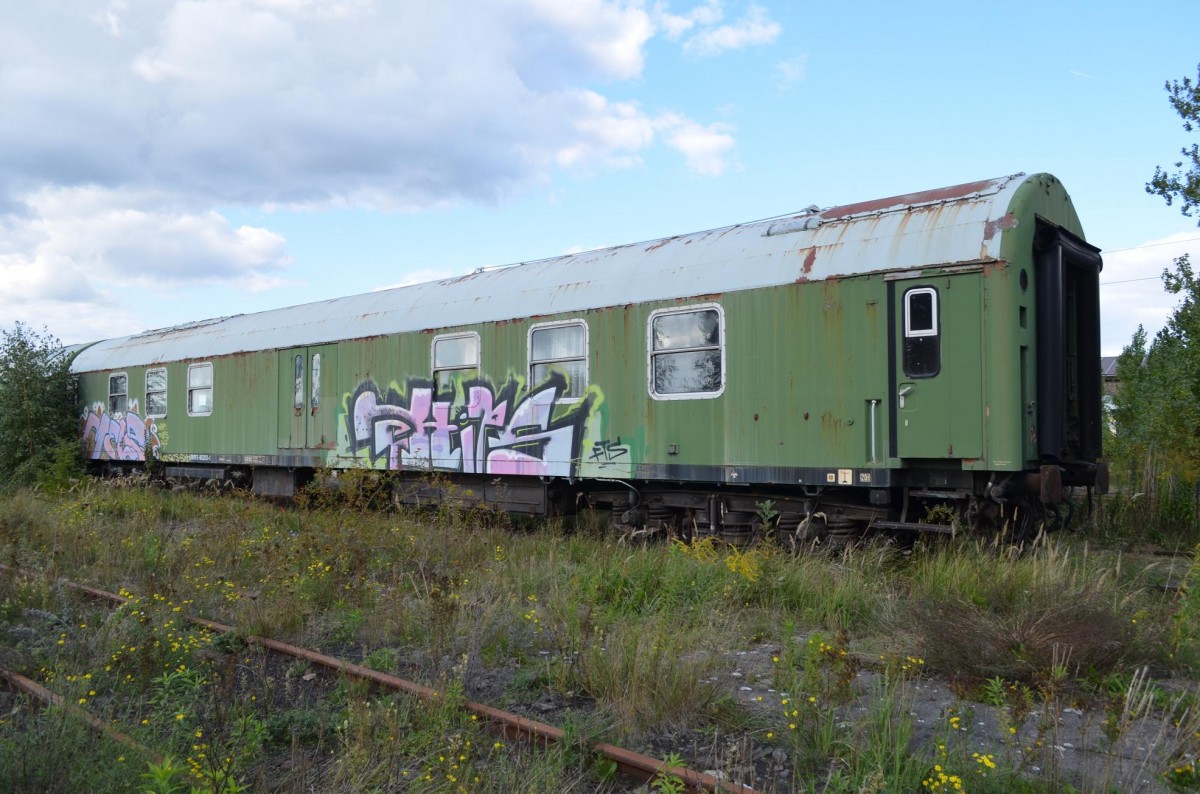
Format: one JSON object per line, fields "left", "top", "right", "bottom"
{"left": 92, "top": 451, "right": 1108, "bottom": 547}
{"left": 384, "top": 458, "right": 1110, "bottom": 547}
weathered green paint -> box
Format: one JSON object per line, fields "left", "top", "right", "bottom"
{"left": 74, "top": 173, "right": 1093, "bottom": 482}
{"left": 278, "top": 347, "right": 305, "bottom": 448}
{"left": 894, "top": 273, "right": 984, "bottom": 460}
{"left": 72, "top": 268, "right": 1034, "bottom": 474}
{"left": 274, "top": 345, "right": 341, "bottom": 450}
{"left": 998, "top": 174, "right": 1087, "bottom": 469}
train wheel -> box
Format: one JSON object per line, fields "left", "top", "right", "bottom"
{"left": 965, "top": 497, "right": 1001, "bottom": 535}
{"left": 788, "top": 512, "right": 828, "bottom": 552}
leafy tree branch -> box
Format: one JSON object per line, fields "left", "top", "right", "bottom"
{"left": 1147, "top": 63, "right": 1200, "bottom": 221}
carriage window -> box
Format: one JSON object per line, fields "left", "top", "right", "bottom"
{"left": 108, "top": 373, "right": 128, "bottom": 413}
{"left": 649, "top": 305, "right": 725, "bottom": 399}
{"left": 293, "top": 355, "right": 304, "bottom": 410}
{"left": 145, "top": 368, "right": 167, "bottom": 418}
{"left": 433, "top": 333, "right": 479, "bottom": 393}
{"left": 311, "top": 353, "right": 321, "bottom": 410}
{"left": 903, "top": 287, "right": 940, "bottom": 378}
{"left": 188, "top": 363, "right": 214, "bottom": 416}
{"left": 530, "top": 321, "right": 587, "bottom": 399}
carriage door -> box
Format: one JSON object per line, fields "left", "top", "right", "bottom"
{"left": 277, "top": 346, "right": 338, "bottom": 450}
{"left": 891, "top": 274, "right": 984, "bottom": 459}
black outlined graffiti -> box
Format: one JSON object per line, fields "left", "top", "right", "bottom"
{"left": 589, "top": 437, "right": 630, "bottom": 463}
{"left": 81, "top": 401, "right": 161, "bottom": 461}
{"left": 345, "top": 373, "right": 594, "bottom": 477}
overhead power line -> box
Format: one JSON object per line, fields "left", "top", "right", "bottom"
{"left": 1096, "top": 235, "right": 1200, "bottom": 285}
{"left": 1101, "top": 235, "right": 1200, "bottom": 254}
{"left": 1101, "top": 275, "right": 1163, "bottom": 286}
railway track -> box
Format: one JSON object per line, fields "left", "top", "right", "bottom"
{"left": 0, "top": 566, "right": 754, "bottom": 793}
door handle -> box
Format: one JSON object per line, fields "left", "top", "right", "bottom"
{"left": 898, "top": 385, "right": 912, "bottom": 409}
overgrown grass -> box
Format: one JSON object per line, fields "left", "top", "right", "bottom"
{"left": 3, "top": 479, "right": 1200, "bottom": 792}
{"left": 898, "top": 541, "right": 1149, "bottom": 680}
{"left": 1097, "top": 446, "right": 1200, "bottom": 547}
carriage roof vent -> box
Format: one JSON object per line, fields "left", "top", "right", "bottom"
{"left": 129, "top": 315, "right": 240, "bottom": 339}
{"left": 764, "top": 206, "right": 823, "bottom": 237}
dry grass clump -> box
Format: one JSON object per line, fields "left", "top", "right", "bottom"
{"left": 911, "top": 597, "right": 1132, "bottom": 680}
{"left": 750, "top": 541, "right": 895, "bottom": 631}
{"left": 897, "top": 541, "right": 1149, "bottom": 680}
{"left": 569, "top": 615, "right": 725, "bottom": 733}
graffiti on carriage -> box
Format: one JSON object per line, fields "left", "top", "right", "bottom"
{"left": 344, "top": 373, "right": 594, "bottom": 477}
{"left": 81, "top": 402, "right": 162, "bottom": 461}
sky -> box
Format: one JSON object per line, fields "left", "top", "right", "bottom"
{"left": 1, "top": 0, "right": 1198, "bottom": 355}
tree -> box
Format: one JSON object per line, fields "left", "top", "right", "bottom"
{"left": 1110, "top": 256, "right": 1200, "bottom": 536}
{"left": 1107, "top": 65, "right": 1200, "bottom": 535}
{"left": 0, "top": 323, "right": 79, "bottom": 486}
{"left": 1114, "top": 256, "right": 1200, "bottom": 464}
{"left": 1147, "top": 63, "right": 1200, "bottom": 221}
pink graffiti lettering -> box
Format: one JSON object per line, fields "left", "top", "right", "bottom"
{"left": 81, "top": 401, "right": 161, "bottom": 461}
{"left": 346, "top": 374, "right": 591, "bottom": 478}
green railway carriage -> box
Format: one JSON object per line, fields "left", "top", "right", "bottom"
{"left": 72, "top": 173, "right": 1105, "bottom": 540}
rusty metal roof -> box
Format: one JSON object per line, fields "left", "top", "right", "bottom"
{"left": 72, "top": 173, "right": 1056, "bottom": 372}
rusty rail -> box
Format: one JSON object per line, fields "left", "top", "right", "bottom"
{"left": 1, "top": 567, "right": 754, "bottom": 793}
{"left": 0, "top": 668, "right": 162, "bottom": 763}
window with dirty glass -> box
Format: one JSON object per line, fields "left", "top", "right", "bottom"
{"left": 649, "top": 306, "right": 724, "bottom": 398}
{"left": 311, "top": 353, "right": 321, "bottom": 410}
{"left": 529, "top": 321, "right": 587, "bottom": 399}
{"left": 293, "top": 355, "right": 304, "bottom": 410}
{"left": 188, "top": 363, "right": 214, "bottom": 416}
{"left": 903, "top": 287, "right": 940, "bottom": 378}
{"left": 145, "top": 368, "right": 167, "bottom": 418}
{"left": 108, "top": 373, "right": 128, "bottom": 413}
{"left": 433, "top": 333, "right": 479, "bottom": 393}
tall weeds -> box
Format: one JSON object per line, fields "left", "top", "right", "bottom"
{"left": 5, "top": 480, "right": 1200, "bottom": 791}
{"left": 898, "top": 542, "right": 1144, "bottom": 679}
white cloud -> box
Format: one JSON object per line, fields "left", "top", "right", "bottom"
{"left": 0, "top": 186, "right": 290, "bottom": 308}
{"left": 656, "top": 114, "right": 738, "bottom": 176}
{"left": 2, "top": 299, "right": 145, "bottom": 348}
{"left": 555, "top": 92, "right": 656, "bottom": 170}
{"left": 1100, "top": 231, "right": 1200, "bottom": 354}
{"left": 0, "top": 1, "right": 756, "bottom": 337}
{"left": 775, "top": 55, "right": 807, "bottom": 88}
{"left": 131, "top": 1, "right": 305, "bottom": 85}
{"left": 1, "top": 1, "right": 732, "bottom": 210}
{"left": 250, "top": 0, "right": 373, "bottom": 18}
{"left": 682, "top": 4, "right": 780, "bottom": 58}
{"left": 524, "top": 0, "right": 654, "bottom": 82}
{"left": 91, "top": 0, "right": 129, "bottom": 38}
{"left": 654, "top": 0, "right": 724, "bottom": 39}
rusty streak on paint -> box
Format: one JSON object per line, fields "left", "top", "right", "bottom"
{"left": 644, "top": 236, "right": 680, "bottom": 252}
{"left": 822, "top": 178, "right": 1004, "bottom": 220}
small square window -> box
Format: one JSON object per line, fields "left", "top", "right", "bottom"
{"left": 188, "top": 363, "right": 213, "bottom": 416}
{"left": 648, "top": 305, "right": 725, "bottom": 399}
{"left": 904, "top": 288, "right": 939, "bottom": 337}
{"left": 145, "top": 368, "right": 167, "bottom": 418}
